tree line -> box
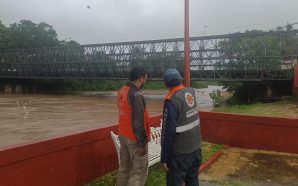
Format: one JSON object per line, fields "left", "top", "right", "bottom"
{"left": 0, "top": 19, "right": 79, "bottom": 49}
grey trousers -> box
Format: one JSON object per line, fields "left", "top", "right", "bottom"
{"left": 116, "top": 135, "right": 148, "bottom": 186}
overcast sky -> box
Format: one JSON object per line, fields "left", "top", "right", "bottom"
{"left": 1, "top": 0, "right": 298, "bottom": 44}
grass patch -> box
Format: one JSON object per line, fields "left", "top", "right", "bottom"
{"left": 145, "top": 164, "right": 167, "bottom": 186}
{"left": 213, "top": 99, "right": 298, "bottom": 118}
{"left": 144, "top": 81, "right": 166, "bottom": 90}
{"left": 201, "top": 143, "right": 224, "bottom": 162}
{"left": 144, "top": 81, "right": 216, "bottom": 90}
{"left": 190, "top": 81, "right": 208, "bottom": 89}
{"left": 87, "top": 172, "right": 117, "bottom": 186}
{"left": 32, "top": 79, "right": 219, "bottom": 92}
{"left": 86, "top": 142, "right": 223, "bottom": 186}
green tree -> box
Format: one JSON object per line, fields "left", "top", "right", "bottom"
{"left": 59, "top": 39, "right": 80, "bottom": 47}
{"left": 7, "top": 20, "right": 60, "bottom": 48}
{"left": 218, "top": 28, "right": 298, "bottom": 73}
{"left": 222, "top": 82, "right": 258, "bottom": 105}
{"left": 218, "top": 27, "right": 298, "bottom": 104}
{"left": 0, "top": 19, "right": 82, "bottom": 49}
{"left": 0, "top": 21, "right": 10, "bottom": 49}
{"left": 128, "top": 46, "right": 184, "bottom": 78}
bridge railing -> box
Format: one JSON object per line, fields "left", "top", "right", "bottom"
{"left": 0, "top": 31, "right": 297, "bottom": 80}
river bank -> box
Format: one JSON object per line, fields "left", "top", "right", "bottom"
{"left": 213, "top": 97, "right": 298, "bottom": 119}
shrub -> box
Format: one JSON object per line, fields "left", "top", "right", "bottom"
{"left": 209, "top": 89, "right": 224, "bottom": 107}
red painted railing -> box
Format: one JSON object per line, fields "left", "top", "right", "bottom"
{"left": 0, "top": 116, "right": 161, "bottom": 186}
{"left": 200, "top": 112, "right": 298, "bottom": 154}
{"left": 1, "top": 113, "right": 298, "bottom": 186}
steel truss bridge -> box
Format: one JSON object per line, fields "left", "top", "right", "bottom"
{"left": 0, "top": 31, "right": 298, "bottom": 81}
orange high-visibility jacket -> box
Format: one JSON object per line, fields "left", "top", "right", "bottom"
{"left": 117, "top": 85, "right": 150, "bottom": 141}
{"left": 165, "top": 85, "right": 185, "bottom": 100}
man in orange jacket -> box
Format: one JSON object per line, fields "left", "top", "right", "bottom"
{"left": 116, "top": 66, "right": 150, "bottom": 186}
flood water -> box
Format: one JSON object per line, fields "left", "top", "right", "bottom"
{"left": 0, "top": 86, "right": 222, "bottom": 148}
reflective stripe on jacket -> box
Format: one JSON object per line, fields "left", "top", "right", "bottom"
{"left": 162, "top": 85, "right": 201, "bottom": 156}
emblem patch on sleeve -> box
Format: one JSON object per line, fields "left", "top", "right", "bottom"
{"left": 185, "top": 92, "right": 195, "bottom": 107}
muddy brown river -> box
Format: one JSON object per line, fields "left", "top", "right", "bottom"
{"left": 0, "top": 87, "right": 219, "bottom": 148}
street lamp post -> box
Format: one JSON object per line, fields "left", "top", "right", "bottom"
{"left": 184, "top": 0, "right": 190, "bottom": 87}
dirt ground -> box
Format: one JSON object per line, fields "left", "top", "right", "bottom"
{"left": 200, "top": 147, "right": 298, "bottom": 186}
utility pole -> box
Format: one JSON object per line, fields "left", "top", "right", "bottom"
{"left": 184, "top": 0, "right": 190, "bottom": 87}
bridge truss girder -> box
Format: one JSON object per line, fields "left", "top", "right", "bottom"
{"left": 0, "top": 31, "right": 297, "bottom": 81}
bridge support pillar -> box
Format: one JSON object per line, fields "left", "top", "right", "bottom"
{"left": 265, "top": 84, "right": 273, "bottom": 98}
{"left": 4, "top": 84, "right": 13, "bottom": 93}
{"left": 3, "top": 84, "right": 29, "bottom": 93}
{"left": 294, "top": 65, "right": 298, "bottom": 97}
{"left": 15, "top": 85, "right": 23, "bottom": 94}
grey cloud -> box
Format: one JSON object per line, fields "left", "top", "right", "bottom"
{"left": 1, "top": 0, "right": 298, "bottom": 44}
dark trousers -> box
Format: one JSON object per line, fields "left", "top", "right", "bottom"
{"left": 166, "top": 149, "right": 202, "bottom": 186}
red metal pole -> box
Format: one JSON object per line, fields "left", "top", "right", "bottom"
{"left": 184, "top": 0, "right": 190, "bottom": 87}
{"left": 294, "top": 65, "right": 298, "bottom": 97}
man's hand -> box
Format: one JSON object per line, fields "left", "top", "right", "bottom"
{"left": 161, "top": 163, "right": 169, "bottom": 172}
{"left": 136, "top": 146, "right": 147, "bottom": 156}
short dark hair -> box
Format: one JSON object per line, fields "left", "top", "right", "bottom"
{"left": 129, "top": 66, "right": 147, "bottom": 81}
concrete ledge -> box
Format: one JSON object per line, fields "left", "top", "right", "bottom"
{"left": 1, "top": 112, "right": 298, "bottom": 186}
{"left": 200, "top": 112, "right": 298, "bottom": 154}
{"left": 0, "top": 115, "right": 161, "bottom": 186}
{"left": 199, "top": 145, "right": 229, "bottom": 174}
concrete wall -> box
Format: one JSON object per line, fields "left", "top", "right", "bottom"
{"left": 200, "top": 112, "right": 298, "bottom": 154}
{"left": 1, "top": 113, "right": 298, "bottom": 186}
{"left": 0, "top": 116, "right": 161, "bottom": 186}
